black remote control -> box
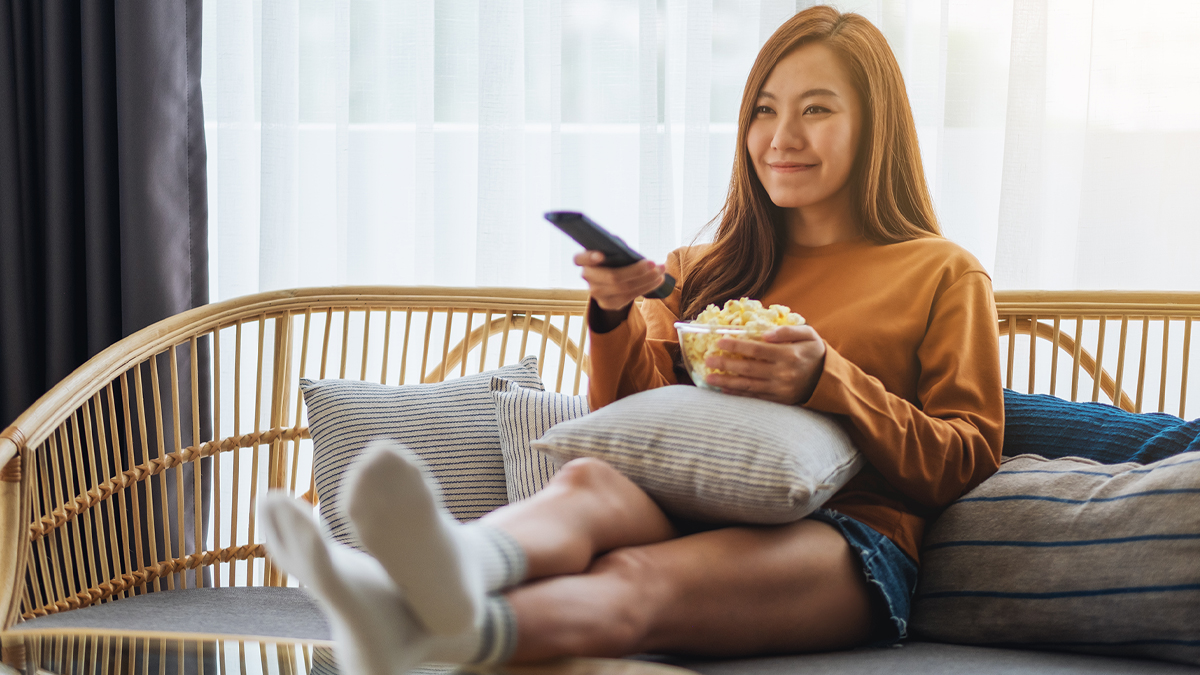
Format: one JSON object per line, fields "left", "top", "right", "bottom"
{"left": 544, "top": 211, "right": 676, "bottom": 299}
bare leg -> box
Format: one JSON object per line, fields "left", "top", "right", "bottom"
{"left": 349, "top": 448, "right": 677, "bottom": 638}
{"left": 506, "top": 519, "right": 874, "bottom": 662}
{"left": 481, "top": 457, "right": 678, "bottom": 580}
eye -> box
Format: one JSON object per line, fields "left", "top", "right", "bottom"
{"left": 804, "top": 105, "right": 831, "bottom": 115}
{"left": 753, "top": 105, "right": 774, "bottom": 116}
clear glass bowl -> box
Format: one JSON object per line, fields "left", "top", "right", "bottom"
{"left": 674, "top": 322, "right": 764, "bottom": 391}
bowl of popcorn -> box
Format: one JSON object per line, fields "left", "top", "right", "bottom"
{"left": 674, "top": 298, "right": 806, "bottom": 391}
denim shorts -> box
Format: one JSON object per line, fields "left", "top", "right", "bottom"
{"left": 807, "top": 508, "right": 919, "bottom": 646}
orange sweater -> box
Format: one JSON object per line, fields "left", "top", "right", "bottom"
{"left": 586, "top": 236, "right": 1004, "bottom": 562}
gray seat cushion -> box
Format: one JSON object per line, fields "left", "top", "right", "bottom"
{"left": 677, "top": 642, "right": 1200, "bottom": 675}
{"left": 11, "top": 587, "right": 330, "bottom": 642}
{"left": 12, "top": 588, "right": 1196, "bottom": 673}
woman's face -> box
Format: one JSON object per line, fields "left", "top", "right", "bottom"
{"left": 746, "top": 42, "right": 863, "bottom": 212}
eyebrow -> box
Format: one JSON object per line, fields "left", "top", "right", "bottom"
{"left": 758, "top": 88, "right": 840, "bottom": 100}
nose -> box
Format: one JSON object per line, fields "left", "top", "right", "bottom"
{"left": 771, "top": 111, "right": 805, "bottom": 151}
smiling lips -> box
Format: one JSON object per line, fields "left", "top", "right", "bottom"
{"left": 768, "top": 161, "right": 817, "bottom": 173}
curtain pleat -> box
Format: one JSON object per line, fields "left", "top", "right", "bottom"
{"left": 211, "top": 0, "right": 258, "bottom": 301}
{"left": 525, "top": 0, "right": 565, "bottom": 287}
{"left": 638, "top": 0, "right": 670, "bottom": 263}
{"left": 430, "top": 1, "right": 479, "bottom": 287}
{"left": 476, "top": 1, "right": 526, "bottom": 286}
{"left": 259, "top": 0, "right": 300, "bottom": 292}
{"left": 39, "top": 4, "right": 90, "bottom": 389}
{"left": 894, "top": 0, "right": 949, "bottom": 199}
{"left": 334, "top": 0, "right": 351, "bottom": 281}
{"left": 663, "top": 0, "right": 685, "bottom": 248}
{"left": 411, "top": 0, "right": 437, "bottom": 284}
{"left": 0, "top": 1, "right": 38, "bottom": 424}
{"left": 79, "top": 2, "right": 123, "bottom": 357}
{"left": 994, "top": 0, "right": 1048, "bottom": 288}
{"left": 680, "top": 0, "right": 713, "bottom": 244}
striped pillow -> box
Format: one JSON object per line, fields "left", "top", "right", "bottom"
{"left": 490, "top": 378, "right": 589, "bottom": 501}
{"left": 912, "top": 451, "right": 1200, "bottom": 666}
{"left": 301, "top": 356, "right": 543, "bottom": 545}
{"left": 531, "top": 385, "right": 862, "bottom": 524}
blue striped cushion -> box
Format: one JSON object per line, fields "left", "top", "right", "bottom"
{"left": 912, "top": 451, "right": 1200, "bottom": 666}
{"left": 301, "top": 356, "right": 543, "bottom": 545}
{"left": 531, "top": 385, "right": 862, "bottom": 524}
{"left": 490, "top": 378, "right": 589, "bottom": 501}
{"left": 1003, "top": 389, "right": 1199, "bottom": 464}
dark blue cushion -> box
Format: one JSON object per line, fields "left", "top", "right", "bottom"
{"left": 1002, "top": 388, "right": 1200, "bottom": 464}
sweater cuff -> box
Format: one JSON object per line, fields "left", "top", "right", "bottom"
{"left": 589, "top": 303, "right": 647, "bottom": 352}
{"left": 586, "top": 297, "right": 633, "bottom": 334}
{"left": 804, "top": 342, "right": 855, "bottom": 413}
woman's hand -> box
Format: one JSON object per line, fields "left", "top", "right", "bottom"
{"left": 703, "top": 325, "right": 827, "bottom": 405}
{"left": 574, "top": 251, "right": 668, "bottom": 323}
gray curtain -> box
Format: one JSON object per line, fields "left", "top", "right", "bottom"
{"left": 0, "top": 0, "right": 211, "bottom": 591}
{"left": 1, "top": 1, "right": 208, "bottom": 424}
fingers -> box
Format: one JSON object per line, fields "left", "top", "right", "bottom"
{"left": 704, "top": 357, "right": 786, "bottom": 393}
{"left": 582, "top": 260, "right": 664, "bottom": 291}
{"left": 704, "top": 371, "right": 789, "bottom": 404}
{"left": 576, "top": 253, "right": 667, "bottom": 311}
{"left": 762, "top": 324, "right": 818, "bottom": 343}
{"left": 573, "top": 250, "right": 605, "bottom": 267}
{"left": 704, "top": 327, "right": 826, "bottom": 405}
{"left": 728, "top": 325, "right": 819, "bottom": 351}
{"left": 704, "top": 354, "right": 779, "bottom": 380}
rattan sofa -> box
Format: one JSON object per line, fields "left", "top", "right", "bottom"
{"left": 2, "top": 286, "right": 1198, "bottom": 674}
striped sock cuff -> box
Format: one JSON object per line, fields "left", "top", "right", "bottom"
{"left": 310, "top": 647, "right": 339, "bottom": 675}
{"left": 471, "top": 523, "right": 528, "bottom": 592}
{"left": 471, "top": 595, "right": 519, "bottom": 666}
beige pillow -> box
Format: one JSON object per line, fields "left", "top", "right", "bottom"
{"left": 490, "top": 377, "right": 589, "bottom": 501}
{"left": 912, "top": 452, "right": 1200, "bottom": 667}
{"left": 301, "top": 357, "right": 543, "bottom": 545}
{"left": 532, "top": 385, "right": 862, "bottom": 524}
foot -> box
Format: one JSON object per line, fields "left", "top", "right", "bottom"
{"left": 261, "top": 493, "right": 432, "bottom": 675}
{"left": 345, "top": 443, "right": 486, "bottom": 635}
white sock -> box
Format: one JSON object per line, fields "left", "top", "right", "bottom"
{"left": 346, "top": 442, "right": 528, "bottom": 635}
{"left": 265, "top": 492, "right": 518, "bottom": 667}
{"left": 261, "top": 493, "right": 433, "bottom": 675}
{"left": 425, "top": 595, "right": 520, "bottom": 666}
{"left": 262, "top": 495, "right": 519, "bottom": 673}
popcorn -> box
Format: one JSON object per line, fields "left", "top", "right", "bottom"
{"left": 676, "top": 298, "right": 806, "bottom": 388}
{"left": 693, "top": 298, "right": 805, "bottom": 332}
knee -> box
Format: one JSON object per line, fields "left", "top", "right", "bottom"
{"left": 546, "top": 457, "right": 627, "bottom": 497}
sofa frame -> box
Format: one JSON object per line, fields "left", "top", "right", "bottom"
{"left": 1, "top": 287, "right": 1198, "bottom": 672}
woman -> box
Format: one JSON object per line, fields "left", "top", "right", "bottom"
{"left": 263, "top": 6, "right": 1003, "bottom": 674}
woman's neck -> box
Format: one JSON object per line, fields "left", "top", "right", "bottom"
{"left": 784, "top": 187, "right": 860, "bottom": 248}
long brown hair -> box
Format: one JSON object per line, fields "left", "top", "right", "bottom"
{"left": 679, "top": 6, "right": 941, "bottom": 320}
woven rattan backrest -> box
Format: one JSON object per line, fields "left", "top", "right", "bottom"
{"left": 2, "top": 288, "right": 1199, "bottom": 631}
{"left": 994, "top": 292, "right": 1200, "bottom": 417}
{"left": 0, "top": 287, "right": 590, "bottom": 627}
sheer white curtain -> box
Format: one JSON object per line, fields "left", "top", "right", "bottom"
{"left": 201, "top": 0, "right": 1200, "bottom": 302}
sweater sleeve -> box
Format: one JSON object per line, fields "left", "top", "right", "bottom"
{"left": 804, "top": 270, "right": 1004, "bottom": 508}
{"left": 586, "top": 250, "right": 687, "bottom": 409}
